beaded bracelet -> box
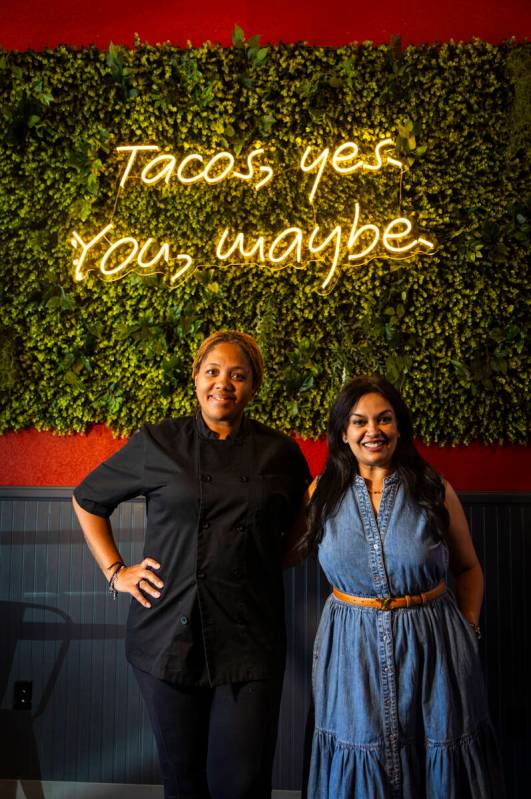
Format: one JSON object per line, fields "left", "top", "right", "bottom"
{"left": 108, "top": 562, "right": 126, "bottom": 599}
{"left": 469, "top": 622, "right": 482, "bottom": 640}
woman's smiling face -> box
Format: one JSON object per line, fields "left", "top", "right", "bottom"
{"left": 342, "top": 391, "right": 399, "bottom": 473}
{"left": 194, "top": 342, "right": 255, "bottom": 434}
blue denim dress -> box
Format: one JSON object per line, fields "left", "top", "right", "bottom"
{"left": 306, "top": 473, "right": 504, "bottom": 799}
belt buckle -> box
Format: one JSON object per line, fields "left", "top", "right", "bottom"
{"left": 378, "top": 596, "right": 392, "bottom": 610}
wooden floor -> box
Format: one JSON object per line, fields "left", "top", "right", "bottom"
{"left": 0, "top": 783, "right": 300, "bottom": 799}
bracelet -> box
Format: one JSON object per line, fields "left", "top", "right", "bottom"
{"left": 108, "top": 563, "right": 126, "bottom": 599}
{"left": 469, "top": 621, "right": 481, "bottom": 640}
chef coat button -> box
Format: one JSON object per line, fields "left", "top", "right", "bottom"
{"left": 197, "top": 571, "right": 206, "bottom": 580}
{"left": 180, "top": 615, "right": 189, "bottom": 625}
{"left": 236, "top": 525, "right": 244, "bottom": 533}
{"left": 232, "top": 568, "right": 242, "bottom": 578}
{"left": 201, "top": 473, "right": 212, "bottom": 482}
{"left": 202, "top": 521, "right": 210, "bottom": 529}
{"left": 239, "top": 475, "right": 249, "bottom": 482}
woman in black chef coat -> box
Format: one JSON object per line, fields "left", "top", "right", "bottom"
{"left": 73, "top": 330, "right": 311, "bottom": 799}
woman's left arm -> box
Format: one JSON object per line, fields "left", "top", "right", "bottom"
{"left": 445, "top": 481, "right": 484, "bottom": 625}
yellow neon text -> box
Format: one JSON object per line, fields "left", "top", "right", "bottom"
{"left": 217, "top": 228, "right": 308, "bottom": 269}
{"left": 347, "top": 203, "right": 380, "bottom": 259}
{"left": 116, "top": 145, "right": 159, "bottom": 187}
{"left": 382, "top": 218, "right": 434, "bottom": 253}
{"left": 137, "top": 240, "right": 170, "bottom": 268}
{"left": 308, "top": 226, "right": 342, "bottom": 290}
{"left": 216, "top": 203, "right": 433, "bottom": 292}
{"left": 216, "top": 230, "right": 265, "bottom": 261}
{"left": 141, "top": 155, "right": 176, "bottom": 185}
{"left": 71, "top": 225, "right": 195, "bottom": 285}
{"left": 176, "top": 153, "right": 205, "bottom": 184}
{"left": 232, "top": 149, "right": 274, "bottom": 190}
{"left": 301, "top": 138, "right": 403, "bottom": 204}
{"left": 100, "top": 237, "right": 139, "bottom": 276}
{"left": 71, "top": 224, "right": 114, "bottom": 282}
{"left": 72, "top": 136, "right": 433, "bottom": 294}
{"left": 268, "top": 228, "right": 303, "bottom": 266}
{"left": 116, "top": 145, "right": 274, "bottom": 190}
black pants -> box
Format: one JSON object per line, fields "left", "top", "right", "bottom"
{"left": 133, "top": 666, "right": 283, "bottom": 799}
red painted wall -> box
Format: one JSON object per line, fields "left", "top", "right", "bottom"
{"left": 2, "top": 0, "right": 530, "bottom": 50}
{"left": 1, "top": 0, "right": 529, "bottom": 489}
{"left": 1, "top": 426, "right": 529, "bottom": 491}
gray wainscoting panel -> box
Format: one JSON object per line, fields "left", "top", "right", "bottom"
{"left": 0, "top": 492, "right": 157, "bottom": 786}
{"left": 463, "top": 495, "right": 531, "bottom": 792}
{"left": 0, "top": 489, "right": 529, "bottom": 793}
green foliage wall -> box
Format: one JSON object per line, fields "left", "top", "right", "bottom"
{"left": 1, "top": 34, "right": 529, "bottom": 442}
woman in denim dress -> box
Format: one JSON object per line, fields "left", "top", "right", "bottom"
{"left": 302, "top": 376, "right": 504, "bottom": 799}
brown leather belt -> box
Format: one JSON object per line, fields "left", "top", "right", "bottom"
{"left": 332, "top": 579, "right": 446, "bottom": 610}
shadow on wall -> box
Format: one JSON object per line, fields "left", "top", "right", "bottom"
{"left": 0, "top": 602, "right": 73, "bottom": 795}
{"left": 0, "top": 780, "right": 46, "bottom": 799}
{"left": 0, "top": 599, "right": 126, "bottom": 787}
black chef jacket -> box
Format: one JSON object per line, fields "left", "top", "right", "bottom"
{"left": 74, "top": 414, "right": 311, "bottom": 686}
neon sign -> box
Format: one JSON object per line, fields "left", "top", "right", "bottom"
{"left": 216, "top": 204, "right": 433, "bottom": 291}
{"left": 70, "top": 138, "right": 435, "bottom": 294}
{"left": 71, "top": 224, "right": 194, "bottom": 284}
{"left": 300, "top": 138, "right": 403, "bottom": 204}
{"left": 116, "top": 145, "right": 274, "bottom": 190}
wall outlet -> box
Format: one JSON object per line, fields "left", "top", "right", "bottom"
{"left": 13, "top": 680, "right": 32, "bottom": 710}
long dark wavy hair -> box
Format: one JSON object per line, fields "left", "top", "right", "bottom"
{"left": 304, "top": 376, "right": 449, "bottom": 551}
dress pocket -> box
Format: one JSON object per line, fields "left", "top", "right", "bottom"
{"left": 454, "top": 605, "right": 481, "bottom": 653}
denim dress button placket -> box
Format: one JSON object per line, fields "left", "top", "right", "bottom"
{"left": 354, "top": 475, "right": 402, "bottom": 797}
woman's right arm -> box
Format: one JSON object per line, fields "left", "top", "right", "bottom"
{"left": 444, "top": 482, "right": 483, "bottom": 626}
{"left": 72, "top": 495, "right": 163, "bottom": 608}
